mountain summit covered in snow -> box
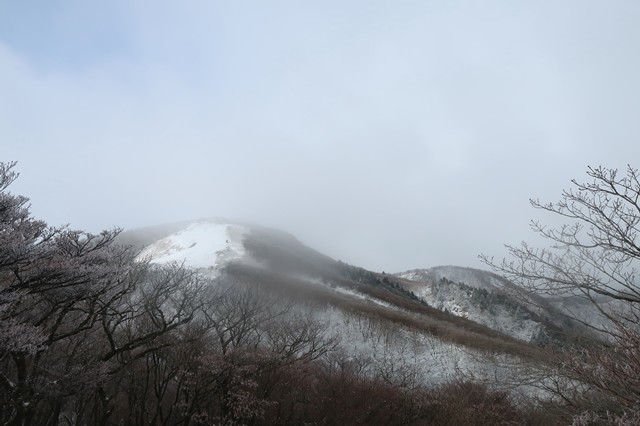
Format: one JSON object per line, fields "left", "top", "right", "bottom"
{"left": 117, "top": 217, "right": 595, "bottom": 390}
{"left": 122, "top": 219, "right": 576, "bottom": 346}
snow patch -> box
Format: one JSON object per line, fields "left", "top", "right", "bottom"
{"left": 137, "top": 220, "right": 247, "bottom": 271}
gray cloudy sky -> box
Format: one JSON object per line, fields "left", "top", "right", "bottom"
{"left": 2, "top": 1, "right": 640, "bottom": 272}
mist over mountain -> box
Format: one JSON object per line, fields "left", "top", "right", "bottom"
{"left": 120, "top": 219, "right": 592, "bottom": 379}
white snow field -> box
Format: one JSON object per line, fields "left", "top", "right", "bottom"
{"left": 136, "top": 219, "right": 248, "bottom": 272}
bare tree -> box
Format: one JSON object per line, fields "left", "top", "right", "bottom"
{"left": 482, "top": 165, "right": 640, "bottom": 422}
{"left": 185, "top": 281, "right": 338, "bottom": 424}
{"left": 0, "top": 162, "right": 209, "bottom": 425}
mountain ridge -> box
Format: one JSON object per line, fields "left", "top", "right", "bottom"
{"left": 119, "top": 219, "right": 571, "bottom": 347}
{"left": 114, "top": 218, "right": 618, "bottom": 397}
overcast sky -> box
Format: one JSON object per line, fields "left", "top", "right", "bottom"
{"left": 2, "top": 1, "right": 640, "bottom": 272}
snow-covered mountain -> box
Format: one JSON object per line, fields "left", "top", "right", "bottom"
{"left": 117, "top": 219, "right": 581, "bottom": 392}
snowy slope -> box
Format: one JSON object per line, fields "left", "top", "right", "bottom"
{"left": 133, "top": 222, "right": 551, "bottom": 343}
{"left": 124, "top": 220, "right": 556, "bottom": 395}
{"left": 135, "top": 225, "right": 494, "bottom": 304}
{"left": 136, "top": 219, "right": 248, "bottom": 273}
{"left": 396, "top": 266, "right": 547, "bottom": 343}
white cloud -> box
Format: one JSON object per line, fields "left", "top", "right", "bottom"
{"left": 2, "top": 0, "right": 640, "bottom": 271}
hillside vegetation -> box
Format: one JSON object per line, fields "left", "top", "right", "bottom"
{"left": 2, "top": 162, "right": 637, "bottom": 425}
